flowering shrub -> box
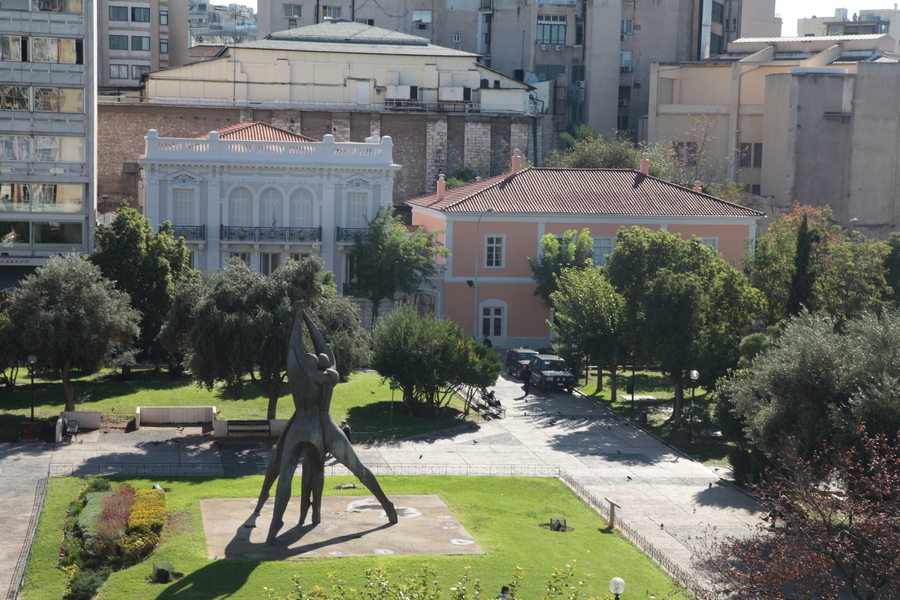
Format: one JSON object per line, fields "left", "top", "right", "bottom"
{"left": 120, "top": 488, "right": 166, "bottom": 561}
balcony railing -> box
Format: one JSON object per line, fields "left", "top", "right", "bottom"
{"left": 171, "top": 224, "right": 205, "bottom": 241}
{"left": 336, "top": 227, "right": 369, "bottom": 242}
{"left": 220, "top": 225, "right": 322, "bottom": 242}
{"left": 342, "top": 282, "right": 366, "bottom": 298}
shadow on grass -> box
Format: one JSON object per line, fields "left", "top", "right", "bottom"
{"left": 346, "top": 401, "right": 473, "bottom": 443}
{"left": 154, "top": 559, "right": 260, "bottom": 600}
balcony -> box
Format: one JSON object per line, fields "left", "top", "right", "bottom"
{"left": 342, "top": 282, "right": 366, "bottom": 297}
{"left": 171, "top": 224, "right": 205, "bottom": 241}
{"left": 220, "top": 225, "right": 322, "bottom": 242}
{"left": 335, "top": 227, "right": 369, "bottom": 242}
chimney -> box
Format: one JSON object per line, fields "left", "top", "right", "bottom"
{"left": 437, "top": 174, "right": 446, "bottom": 201}
{"left": 693, "top": 181, "right": 703, "bottom": 193}
{"left": 511, "top": 149, "right": 522, "bottom": 174}
{"left": 476, "top": 176, "right": 482, "bottom": 182}
{"left": 639, "top": 153, "right": 650, "bottom": 175}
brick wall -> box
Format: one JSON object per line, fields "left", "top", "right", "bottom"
{"left": 98, "top": 103, "right": 551, "bottom": 207}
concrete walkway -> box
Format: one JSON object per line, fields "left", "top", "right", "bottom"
{"left": 0, "top": 372, "right": 763, "bottom": 599}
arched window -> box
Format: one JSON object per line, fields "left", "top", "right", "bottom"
{"left": 260, "top": 188, "right": 282, "bottom": 227}
{"left": 290, "top": 188, "right": 313, "bottom": 227}
{"left": 229, "top": 187, "right": 252, "bottom": 227}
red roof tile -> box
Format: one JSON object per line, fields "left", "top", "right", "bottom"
{"left": 406, "top": 168, "right": 764, "bottom": 218}
{"left": 198, "top": 121, "right": 316, "bottom": 142}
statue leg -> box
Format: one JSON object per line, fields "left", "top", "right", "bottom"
{"left": 266, "top": 440, "right": 304, "bottom": 545}
{"left": 310, "top": 459, "right": 324, "bottom": 524}
{"left": 255, "top": 414, "right": 295, "bottom": 514}
{"left": 299, "top": 452, "right": 312, "bottom": 525}
{"left": 327, "top": 430, "right": 398, "bottom": 524}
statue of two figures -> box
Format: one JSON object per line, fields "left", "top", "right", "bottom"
{"left": 253, "top": 302, "right": 398, "bottom": 545}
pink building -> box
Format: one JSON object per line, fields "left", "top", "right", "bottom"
{"left": 406, "top": 154, "right": 764, "bottom": 348}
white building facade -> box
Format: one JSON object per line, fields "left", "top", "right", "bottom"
{"left": 139, "top": 123, "right": 400, "bottom": 311}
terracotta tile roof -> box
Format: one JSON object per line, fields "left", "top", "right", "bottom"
{"left": 406, "top": 168, "right": 764, "bottom": 218}
{"left": 197, "top": 121, "right": 316, "bottom": 142}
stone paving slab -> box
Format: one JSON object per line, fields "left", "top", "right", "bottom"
{"left": 201, "top": 495, "right": 482, "bottom": 560}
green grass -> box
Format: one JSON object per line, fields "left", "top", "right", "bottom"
{"left": 24, "top": 476, "right": 688, "bottom": 600}
{"left": 578, "top": 369, "right": 733, "bottom": 467}
{"left": 0, "top": 369, "right": 471, "bottom": 443}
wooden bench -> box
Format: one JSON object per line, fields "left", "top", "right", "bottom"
{"left": 226, "top": 419, "right": 271, "bottom": 437}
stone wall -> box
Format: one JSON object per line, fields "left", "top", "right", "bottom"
{"left": 98, "top": 103, "right": 552, "bottom": 208}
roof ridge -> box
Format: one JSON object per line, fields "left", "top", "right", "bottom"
{"left": 444, "top": 171, "right": 517, "bottom": 210}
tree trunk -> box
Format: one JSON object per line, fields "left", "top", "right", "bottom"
{"left": 61, "top": 359, "right": 75, "bottom": 412}
{"left": 267, "top": 392, "right": 278, "bottom": 421}
{"left": 670, "top": 377, "right": 684, "bottom": 426}
{"left": 597, "top": 366, "right": 603, "bottom": 392}
{"left": 608, "top": 359, "right": 618, "bottom": 403}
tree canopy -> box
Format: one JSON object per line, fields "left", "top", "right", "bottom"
{"left": 605, "top": 227, "right": 762, "bottom": 424}
{"left": 5, "top": 255, "right": 140, "bottom": 410}
{"left": 549, "top": 266, "right": 625, "bottom": 396}
{"left": 370, "top": 303, "right": 501, "bottom": 417}
{"left": 348, "top": 206, "right": 449, "bottom": 319}
{"left": 699, "top": 427, "right": 900, "bottom": 600}
{"left": 160, "top": 257, "right": 368, "bottom": 419}
{"left": 527, "top": 229, "right": 593, "bottom": 309}
{"left": 719, "top": 311, "right": 900, "bottom": 463}
{"left": 88, "top": 204, "right": 191, "bottom": 360}
{"left": 744, "top": 204, "right": 891, "bottom": 324}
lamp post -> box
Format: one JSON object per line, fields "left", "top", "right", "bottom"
{"left": 609, "top": 577, "right": 625, "bottom": 600}
{"left": 472, "top": 207, "right": 494, "bottom": 338}
{"left": 688, "top": 369, "right": 699, "bottom": 444}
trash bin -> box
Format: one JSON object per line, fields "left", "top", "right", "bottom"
{"left": 20, "top": 422, "right": 36, "bottom": 440}
{"left": 638, "top": 411, "right": 648, "bottom": 424}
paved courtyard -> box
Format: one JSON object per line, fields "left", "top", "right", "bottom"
{"left": 0, "top": 371, "right": 763, "bottom": 598}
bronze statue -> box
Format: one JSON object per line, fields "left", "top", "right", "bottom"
{"left": 255, "top": 302, "right": 398, "bottom": 545}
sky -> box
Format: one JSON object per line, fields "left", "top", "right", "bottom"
{"left": 775, "top": 1, "right": 894, "bottom": 36}
{"left": 208, "top": 0, "right": 891, "bottom": 37}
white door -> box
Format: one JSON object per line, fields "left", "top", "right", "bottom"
{"left": 356, "top": 81, "right": 370, "bottom": 105}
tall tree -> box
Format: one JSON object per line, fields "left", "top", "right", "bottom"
{"left": 5, "top": 255, "right": 140, "bottom": 411}
{"left": 606, "top": 227, "right": 762, "bottom": 424}
{"left": 89, "top": 204, "right": 191, "bottom": 361}
{"left": 348, "top": 206, "right": 448, "bottom": 321}
{"left": 745, "top": 204, "right": 890, "bottom": 324}
{"left": 698, "top": 427, "right": 900, "bottom": 600}
{"left": 549, "top": 267, "right": 624, "bottom": 398}
{"left": 160, "top": 257, "right": 364, "bottom": 419}
{"left": 527, "top": 229, "right": 594, "bottom": 309}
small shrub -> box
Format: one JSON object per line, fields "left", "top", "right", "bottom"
{"left": 67, "top": 569, "right": 105, "bottom": 600}
{"left": 84, "top": 478, "right": 112, "bottom": 494}
{"left": 121, "top": 488, "right": 166, "bottom": 561}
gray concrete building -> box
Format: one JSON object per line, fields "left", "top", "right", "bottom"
{"left": 0, "top": 0, "right": 98, "bottom": 288}
{"left": 97, "top": 0, "right": 189, "bottom": 95}
{"left": 256, "top": 0, "right": 780, "bottom": 137}
{"left": 798, "top": 7, "right": 900, "bottom": 52}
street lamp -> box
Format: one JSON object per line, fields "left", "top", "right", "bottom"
{"left": 472, "top": 207, "right": 494, "bottom": 338}
{"left": 28, "top": 354, "right": 36, "bottom": 423}
{"left": 609, "top": 577, "right": 626, "bottom": 600}
{"left": 688, "top": 369, "right": 699, "bottom": 444}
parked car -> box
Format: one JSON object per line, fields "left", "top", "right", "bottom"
{"left": 505, "top": 348, "right": 539, "bottom": 379}
{"left": 528, "top": 354, "right": 576, "bottom": 393}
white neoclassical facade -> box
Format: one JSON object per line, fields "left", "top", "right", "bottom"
{"left": 139, "top": 121, "right": 400, "bottom": 301}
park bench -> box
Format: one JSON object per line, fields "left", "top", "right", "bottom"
{"left": 226, "top": 419, "right": 271, "bottom": 437}
{"left": 64, "top": 418, "right": 80, "bottom": 436}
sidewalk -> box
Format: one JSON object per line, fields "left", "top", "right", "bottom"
{"left": 0, "top": 372, "right": 763, "bottom": 599}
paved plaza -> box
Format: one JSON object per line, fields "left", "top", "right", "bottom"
{"left": 0, "top": 371, "right": 764, "bottom": 598}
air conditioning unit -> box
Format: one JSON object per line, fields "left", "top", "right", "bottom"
{"left": 618, "top": 98, "right": 628, "bottom": 106}
{"left": 575, "top": 80, "right": 585, "bottom": 89}
{"left": 620, "top": 66, "right": 632, "bottom": 73}
{"left": 416, "top": 22, "right": 429, "bottom": 30}
{"left": 620, "top": 33, "right": 626, "bottom": 40}
{"left": 540, "top": 44, "right": 551, "bottom": 51}
{"left": 554, "top": 44, "right": 565, "bottom": 51}
{"left": 438, "top": 86, "right": 465, "bottom": 102}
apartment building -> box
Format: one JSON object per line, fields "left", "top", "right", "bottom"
{"left": 648, "top": 35, "right": 900, "bottom": 232}
{"left": 798, "top": 7, "right": 900, "bottom": 53}
{"left": 256, "top": 0, "right": 780, "bottom": 136}
{"left": 188, "top": 0, "right": 257, "bottom": 46}
{"left": 0, "top": 0, "right": 97, "bottom": 289}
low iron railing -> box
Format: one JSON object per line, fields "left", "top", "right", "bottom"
{"left": 171, "top": 224, "right": 205, "bottom": 241}
{"left": 220, "top": 225, "right": 321, "bottom": 242}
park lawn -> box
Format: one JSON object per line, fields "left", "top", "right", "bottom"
{"left": 0, "top": 369, "right": 471, "bottom": 443}
{"left": 578, "top": 369, "right": 732, "bottom": 468}
{"left": 24, "top": 476, "right": 688, "bottom": 600}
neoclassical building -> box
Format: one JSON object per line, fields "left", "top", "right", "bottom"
{"left": 139, "top": 121, "right": 400, "bottom": 320}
